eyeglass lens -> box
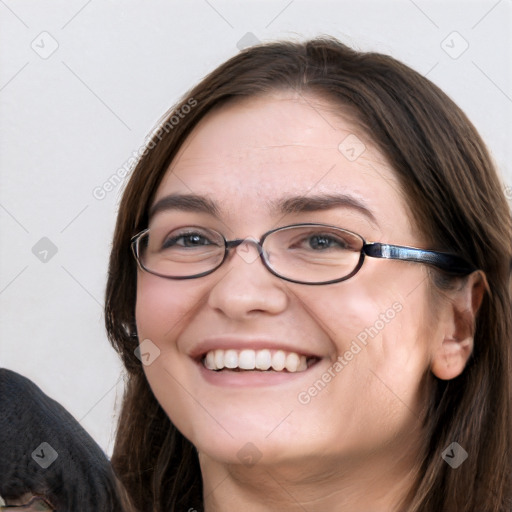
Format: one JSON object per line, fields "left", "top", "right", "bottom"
{"left": 137, "top": 222, "right": 363, "bottom": 283}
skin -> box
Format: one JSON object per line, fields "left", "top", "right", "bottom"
{"left": 135, "top": 92, "right": 485, "bottom": 511}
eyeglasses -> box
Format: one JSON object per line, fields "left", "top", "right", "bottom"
{"left": 0, "top": 496, "right": 55, "bottom": 511}
{"left": 131, "top": 222, "right": 476, "bottom": 285}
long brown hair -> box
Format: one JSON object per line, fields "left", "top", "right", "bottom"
{"left": 105, "top": 37, "right": 512, "bottom": 511}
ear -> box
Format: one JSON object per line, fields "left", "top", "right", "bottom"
{"left": 430, "top": 270, "right": 488, "bottom": 380}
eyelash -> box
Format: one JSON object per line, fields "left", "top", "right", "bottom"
{"left": 160, "top": 230, "right": 350, "bottom": 252}
{"left": 161, "top": 230, "right": 217, "bottom": 249}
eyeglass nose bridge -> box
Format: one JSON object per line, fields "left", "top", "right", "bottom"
{"left": 225, "top": 237, "right": 266, "bottom": 265}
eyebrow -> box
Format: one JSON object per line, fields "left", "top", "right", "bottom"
{"left": 149, "top": 192, "right": 377, "bottom": 225}
{"left": 149, "top": 193, "right": 219, "bottom": 219}
{"left": 273, "top": 194, "right": 377, "bottom": 224}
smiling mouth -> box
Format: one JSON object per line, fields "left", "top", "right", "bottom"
{"left": 202, "top": 349, "right": 319, "bottom": 373}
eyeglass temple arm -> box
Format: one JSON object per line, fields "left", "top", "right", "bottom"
{"left": 363, "top": 243, "right": 477, "bottom": 275}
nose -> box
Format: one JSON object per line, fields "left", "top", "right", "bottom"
{"left": 207, "top": 239, "right": 289, "bottom": 320}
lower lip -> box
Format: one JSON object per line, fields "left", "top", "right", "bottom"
{"left": 196, "top": 360, "right": 319, "bottom": 387}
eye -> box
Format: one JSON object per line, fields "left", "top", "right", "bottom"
{"left": 289, "top": 231, "right": 352, "bottom": 252}
{"left": 278, "top": 227, "right": 359, "bottom": 254}
{"left": 306, "top": 234, "right": 348, "bottom": 250}
{"left": 161, "top": 229, "right": 219, "bottom": 249}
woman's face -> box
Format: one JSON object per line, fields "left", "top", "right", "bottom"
{"left": 135, "top": 92, "right": 439, "bottom": 472}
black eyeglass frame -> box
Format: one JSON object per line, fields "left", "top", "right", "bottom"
{"left": 130, "top": 222, "right": 477, "bottom": 285}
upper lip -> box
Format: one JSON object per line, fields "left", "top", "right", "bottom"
{"left": 189, "top": 337, "right": 323, "bottom": 361}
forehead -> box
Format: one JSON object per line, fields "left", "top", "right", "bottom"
{"left": 152, "top": 92, "right": 412, "bottom": 239}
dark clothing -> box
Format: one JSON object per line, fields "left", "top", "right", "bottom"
{"left": 0, "top": 368, "right": 126, "bottom": 511}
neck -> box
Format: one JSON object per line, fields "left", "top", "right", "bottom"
{"left": 200, "top": 439, "right": 422, "bottom": 512}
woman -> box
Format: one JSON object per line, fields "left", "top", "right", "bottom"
{"left": 105, "top": 37, "right": 512, "bottom": 511}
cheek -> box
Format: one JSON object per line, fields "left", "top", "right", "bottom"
{"left": 300, "top": 272, "right": 432, "bottom": 398}
{"left": 292, "top": 286, "right": 432, "bottom": 452}
{"left": 135, "top": 272, "right": 203, "bottom": 340}
{"left": 134, "top": 273, "right": 209, "bottom": 438}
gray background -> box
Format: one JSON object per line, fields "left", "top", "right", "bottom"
{"left": 1, "top": 0, "right": 511, "bottom": 457}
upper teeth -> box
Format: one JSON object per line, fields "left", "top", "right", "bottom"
{"left": 203, "top": 349, "right": 308, "bottom": 372}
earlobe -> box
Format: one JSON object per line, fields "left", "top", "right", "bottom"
{"left": 430, "top": 270, "right": 487, "bottom": 381}
{"left": 431, "top": 336, "right": 473, "bottom": 380}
